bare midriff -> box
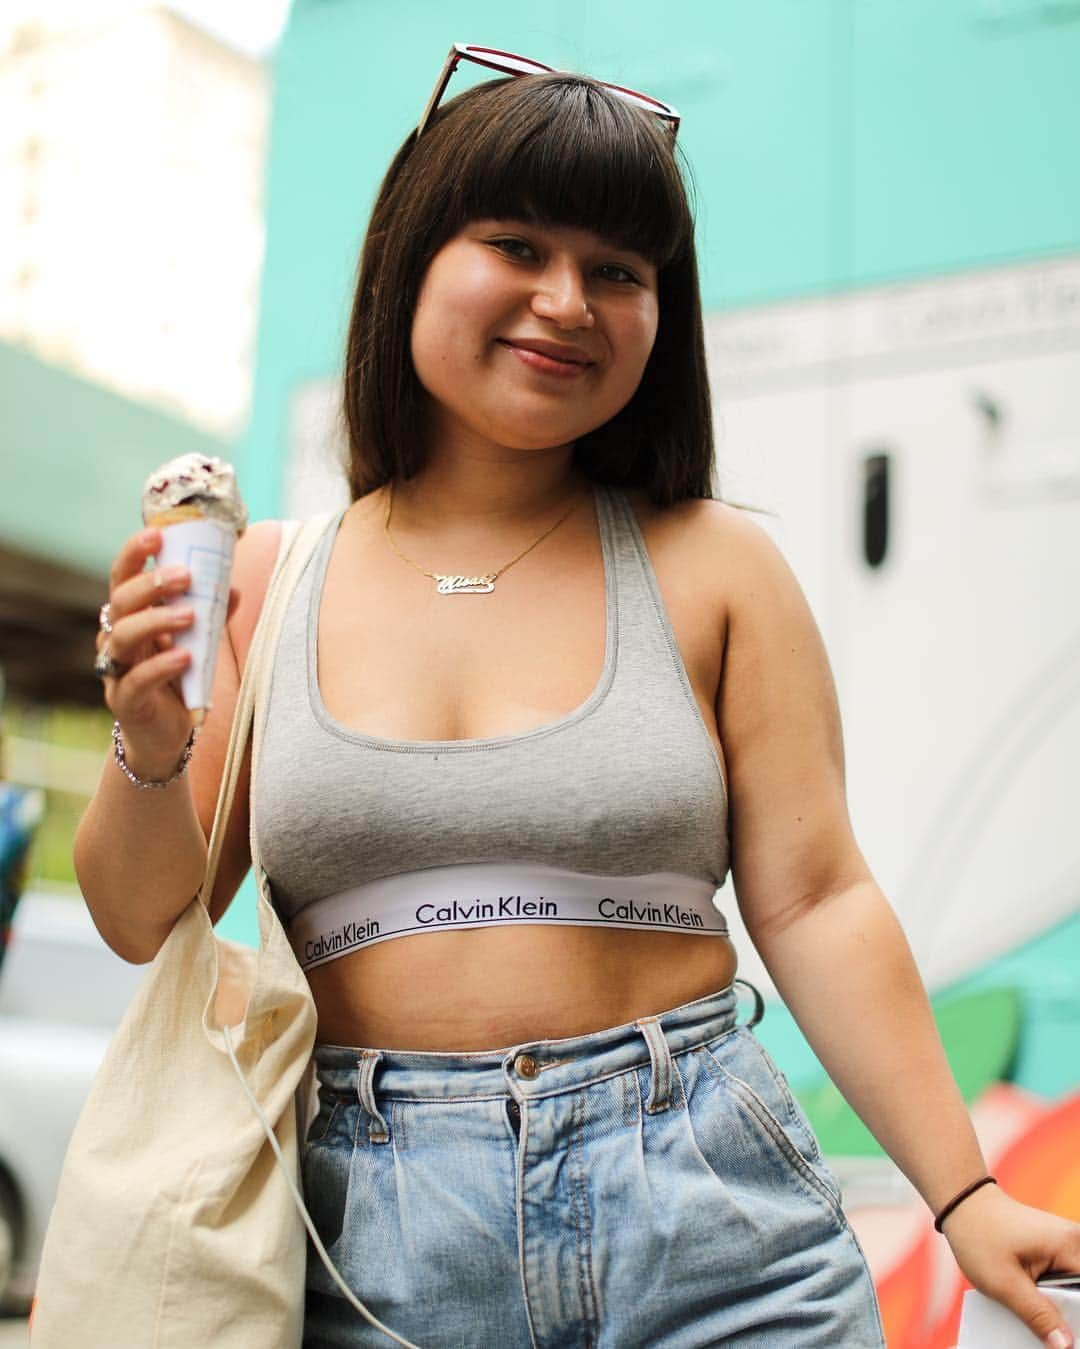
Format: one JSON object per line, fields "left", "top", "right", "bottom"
{"left": 308, "top": 925, "right": 739, "bottom": 1051}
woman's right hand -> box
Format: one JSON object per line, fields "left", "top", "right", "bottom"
{"left": 98, "top": 527, "right": 204, "bottom": 775}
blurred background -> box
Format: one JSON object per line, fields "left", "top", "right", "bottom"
{"left": 1, "top": 2, "right": 1078, "bottom": 1343}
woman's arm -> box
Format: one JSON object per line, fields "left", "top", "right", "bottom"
{"left": 713, "top": 505, "right": 1080, "bottom": 1348}
{"left": 74, "top": 519, "right": 280, "bottom": 962}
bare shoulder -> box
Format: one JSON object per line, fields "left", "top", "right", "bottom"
{"left": 622, "top": 484, "right": 766, "bottom": 539}
{"left": 228, "top": 519, "right": 283, "bottom": 672}
{"left": 622, "top": 487, "right": 783, "bottom": 603}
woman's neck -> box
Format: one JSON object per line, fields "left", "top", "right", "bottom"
{"left": 388, "top": 448, "right": 590, "bottom": 531}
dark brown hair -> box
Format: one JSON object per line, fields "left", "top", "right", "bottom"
{"left": 343, "top": 71, "right": 716, "bottom": 507}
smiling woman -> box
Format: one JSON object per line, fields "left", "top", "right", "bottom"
{"left": 247, "top": 62, "right": 892, "bottom": 1348}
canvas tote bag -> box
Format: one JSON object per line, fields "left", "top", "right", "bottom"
{"left": 31, "top": 513, "right": 422, "bottom": 1349}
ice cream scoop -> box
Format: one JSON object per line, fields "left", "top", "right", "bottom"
{"left": 141, "top": 454, "right": 248, "bottom": 726}
{"left": 142, "top": 453, "right": 248, "bottom": 533}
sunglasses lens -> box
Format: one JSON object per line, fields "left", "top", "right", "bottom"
{"left": 602, "top": 85, "right": 678, "bottom": 122}
{"left": 461, "top": 46, "right": 552, "bottom": 78}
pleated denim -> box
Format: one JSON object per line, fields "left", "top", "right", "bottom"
{"left": 301, "top": 980, "right": 886, "bottom": 1348}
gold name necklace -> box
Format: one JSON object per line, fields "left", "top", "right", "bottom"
{"left": 382, "top": 481, "right": 585, "bottom": 595}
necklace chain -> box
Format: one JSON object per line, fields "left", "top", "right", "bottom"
{"left": 382, "top": 481, "right": 585, "bottom": 595}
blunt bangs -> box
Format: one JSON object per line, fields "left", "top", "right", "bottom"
{"left": 430, "top": 75, "right": 692, "bottom": 268}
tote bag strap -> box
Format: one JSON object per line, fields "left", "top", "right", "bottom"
{"left": 201, "top": 513, "right": 329, "bottom": 906}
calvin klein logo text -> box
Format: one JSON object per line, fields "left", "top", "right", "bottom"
{"left": 598, "top": 898, "right": 705, "bottom": 929}
{"left": 305, "top": 918, "right": 380, "bottom": 962}
{"left": 417, "top": 895, "right": 559, "bottom": 924}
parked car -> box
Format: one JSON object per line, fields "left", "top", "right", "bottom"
{"left": 0, "top": 891, "right": 143, "bottom": 1311}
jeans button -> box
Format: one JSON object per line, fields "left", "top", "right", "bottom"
{"left": 514, "top": 1053, "right": 540, "bottom": 1079}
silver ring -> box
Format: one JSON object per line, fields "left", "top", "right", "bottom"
{"left": 93, "top": 645, "right": 126, "bottom": 681}
{"left": 98, "top": 602, "right": 113, "bottom": 636}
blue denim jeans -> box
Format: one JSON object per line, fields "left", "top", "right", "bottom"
{"left": 301, "top": 980, "right": 886, "bottom": 1347}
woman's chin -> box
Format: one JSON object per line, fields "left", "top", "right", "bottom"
{"left": 475, "top": 414, "right": 614, "bottom": 455}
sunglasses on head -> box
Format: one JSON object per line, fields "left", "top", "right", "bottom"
{"left": 416, "top": 42, "right": 681, "bottom": 142}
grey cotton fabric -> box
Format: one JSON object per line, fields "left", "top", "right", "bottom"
{"left": 255, "top": 482, "right": 730, "bottom": 927}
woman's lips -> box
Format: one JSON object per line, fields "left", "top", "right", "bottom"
{"left": 498, "top": 339, "right": 593, "bottom": 378}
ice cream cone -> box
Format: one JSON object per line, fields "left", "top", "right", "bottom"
{"left": 145, "top": 505, "right": 209, "bottom": 528}
{"left": 141, "top": 454, "right": 247, "bottom": 722}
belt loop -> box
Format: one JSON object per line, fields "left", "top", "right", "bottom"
{"left": 734, "top": 978, "right": 765, "bottom": 1029}
{"left": 634, "top": 1015, "right": 674, "bottom": 1114}
{"left": 356, "top": 1050, "right": 389, "bottom": 1144}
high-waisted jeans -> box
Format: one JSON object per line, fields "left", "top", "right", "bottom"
{"left": 301, "top": 980, "right": 886, "bottom": 1348}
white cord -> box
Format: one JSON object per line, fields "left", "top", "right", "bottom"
{"left": 222, "top": 1023, "right": 424, "bottom": 1349}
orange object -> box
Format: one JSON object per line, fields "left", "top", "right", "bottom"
{"left": 875, "top": 1229, "right": 933, "bottom": 1347}
{"left": 995, "top": 1089, "right": 1080, "bottom": 1219}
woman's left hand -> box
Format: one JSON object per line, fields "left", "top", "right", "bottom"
{"left": 942, "top": 1182, "right": 1080, "bottom": 1347}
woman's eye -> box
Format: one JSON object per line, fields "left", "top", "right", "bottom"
{"left": 596, "top": 263, "right": 641, "bottom": 285}
{"left": 489, "top": 237, "right": 536, "bottom": 260}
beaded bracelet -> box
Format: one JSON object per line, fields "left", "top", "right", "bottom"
{"left": 933, "top": 1176, "right": 998, "bottom": 1233}
{"left": 112, "top": 721, "right": 198, "bottom": 790}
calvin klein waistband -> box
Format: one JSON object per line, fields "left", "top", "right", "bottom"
{"left": 287, "top": 863, "right": 729, "bottom": 972}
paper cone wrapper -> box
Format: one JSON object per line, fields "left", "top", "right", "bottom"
{"left": 149, "top": 513, "right": 237, "bottom": 718}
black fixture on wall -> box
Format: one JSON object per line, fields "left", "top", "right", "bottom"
{"left": 862, "top": 451, "right": 891, "bottom": 569}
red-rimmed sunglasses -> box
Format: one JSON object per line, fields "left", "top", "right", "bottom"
{"left": 416, "top": 42, "right": 681, "bottom": 142}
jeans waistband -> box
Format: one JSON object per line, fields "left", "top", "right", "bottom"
{"left": 311, "top": 978, "right": 764, "bottom": 1106}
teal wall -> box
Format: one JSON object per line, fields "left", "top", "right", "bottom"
{"left": 240, "top": 0, "right": 1080, "bottom": 518}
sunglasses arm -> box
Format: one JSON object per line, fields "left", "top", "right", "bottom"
{"left": 416, "top": 47, "right": 461, "bottom": 139}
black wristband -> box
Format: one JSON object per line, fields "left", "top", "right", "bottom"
{"left": 934, "top": 1176, "right": 998, "bottom": 1233}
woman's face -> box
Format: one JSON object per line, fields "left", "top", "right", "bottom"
{"left": 409, "top": 218, "right": 659, "bottom": 456}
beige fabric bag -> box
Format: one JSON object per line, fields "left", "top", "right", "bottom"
{"left": 31, "top": 515, "right": 421, "bottom": 1349}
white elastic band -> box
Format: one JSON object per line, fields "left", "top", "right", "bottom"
{"left": 288, "top": 863, "right": 728, "bottom": 972}
{"left": 222, "top": 1024, "right": 423, "bottom": 1348}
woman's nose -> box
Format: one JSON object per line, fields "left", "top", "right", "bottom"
{"left": 530, "top": 266, "right": 595, "bottom": 329}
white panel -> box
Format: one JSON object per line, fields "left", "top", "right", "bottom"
{"left": 842, "top": 350, "right": 1080, "bottom": 987}
{"left": 705, "top": 254, "right": 1080, "bottom": 993}
{"left": 285, "top": 376, "right": 350, "bottom": 520}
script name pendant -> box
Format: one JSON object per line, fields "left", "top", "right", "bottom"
{"left": 435, "top": 573, "right": 497, "bottom": 595}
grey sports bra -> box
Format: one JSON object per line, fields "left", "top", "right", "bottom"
{"left": 254, "top": 482, "right": 731, "bottom": 965}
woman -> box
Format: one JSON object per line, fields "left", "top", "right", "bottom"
{"left": 78, "top": 48, "right": 1080, "bottom": 1348}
